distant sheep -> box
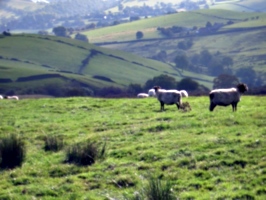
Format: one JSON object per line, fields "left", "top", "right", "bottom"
{"left": 137, "top": 93, "right": 149, "bottom": 98}
{"left": 153, "top": 86, "right": 182, "bottom": 111}
{"left": 0, "top": 95, "right": 3, "bottom": 99}
{"left": 148, "top": 88, "right": 188, "bottom": 98}
{"left": 209, "top": 83, "right": 248, "bottom": 112}
{"left": 4, "top": 95, "right": 19, "bottom": 100}
{"left": 148, "top": 89, "right": 156, "bottom": 97}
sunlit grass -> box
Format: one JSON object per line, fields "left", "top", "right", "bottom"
{"left": 0, "top": 95, "right": 265, "bottom": 199}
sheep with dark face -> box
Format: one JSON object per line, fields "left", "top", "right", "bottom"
{"left": 209, "top": 83, "right": 248, "bottom": 112}
{"left": 153, "top": 86, "right": 182, "bottom": 111}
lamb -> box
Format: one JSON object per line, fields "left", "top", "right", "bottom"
{"left": 137, "top": 93, "right": 149, "bottom": 98}
{"left": 153, "top": 86, "right": 182, "bottom": 111}
{"left": 209, "top": 83, "right": 248, "bottom": 112}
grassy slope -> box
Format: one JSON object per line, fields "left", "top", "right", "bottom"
{"left": 86, "top": 9, "right": 266, "bottom": 84}
{"left": 210, "top": 0, "right": 266, "bottom": 12}
{"left": 85, "top": 9, "right": 266, "bottom": 43}
{"left": 0, "top": 96, "right": 265, "bottom": 199}
{"left": 0, "top": 34, "right": 212, "bottom": 91}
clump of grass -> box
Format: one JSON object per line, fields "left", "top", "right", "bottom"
{"left": 144, "top": 177, "right": 175, "bottom": 200}
{"left": 123, "top": 177, "right": 175, "bottom": 200}
{"left": 44, "top": 135, "right": 64, "bottom": 152}
{"left": 65, "top": 141, "right": 106, "bottom": 166}
{"left": 0, "top": 134, "right": 26, "bottom": 169}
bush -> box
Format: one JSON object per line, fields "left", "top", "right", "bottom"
{"left": 44, "top": 136, "right": 64, "bottom": 152}
{"left": 0, "top": 134, "right": 26, "bottom": 169}
{"left": 65, "top": 141, "right": 106, "bottom": 166}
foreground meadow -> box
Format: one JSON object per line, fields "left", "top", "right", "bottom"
{"left": 0, "top": 95, "right": 265, "bottom": 200}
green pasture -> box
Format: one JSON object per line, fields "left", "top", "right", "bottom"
{"left": 0, "top": 95, "right": 265, "bottom": 199}
{"left": 0, "top": 34, "right": 213, "bottom": 92}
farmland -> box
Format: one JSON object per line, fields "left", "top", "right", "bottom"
{"left": 0, "top": 95, "right": 265, "bottom": 199}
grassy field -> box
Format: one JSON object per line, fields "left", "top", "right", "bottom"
{"left": 0, "top": 95, "right": 265, "bottom": 199}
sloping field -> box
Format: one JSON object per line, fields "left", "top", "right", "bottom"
{"left": 0, "top": 34, "right": 213, "bottom": 94}
{"left": 85, "top": 9, "right": 266, "bottom": 43}
{"left": 210, "top": 0, "right": 266, "bottom": 12}
{"left": 0, "top": 95, "right": 265, "bottom": 199}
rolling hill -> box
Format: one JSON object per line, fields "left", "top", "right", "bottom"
{"left": 0, "top": 34, "right": 213, "bottom": 96}
{"left": 83, "top": 9, "right": 266, "bottom": 87}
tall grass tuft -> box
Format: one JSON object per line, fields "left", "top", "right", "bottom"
{"left": 44, "top": 135, "right": 64, "bottom": 152}
{"left": 144, "top": 177, "right": 175, "bottom": 200}
{"left": 65, "top": 141, "right": 100, "bottom": 166}
{"left": 0, "top": 134, "right": 26, "bottom": 169}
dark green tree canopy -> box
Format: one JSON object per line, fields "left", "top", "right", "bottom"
{"left": 177, "top": 78, "right": 199, "bottom": 91}
{"left": 75, "top": 33, "right": 89, "bottom": 42}
{"left": 52, "top": 26, "right": 67, "bottom": 37}
{"left": 144, "top": 74, "right": 177, "bottom": 90}
{"left": 235, "top": 67, "right": 256, "bottom": 87}
{"left": 213, "top": 74, "right": 239, "bottom": 89}
{"left": 174, "top": 53, "right": 189, "bottom": 72}
{"left": 136, "top": 31, "right": 144, "bottom": 39}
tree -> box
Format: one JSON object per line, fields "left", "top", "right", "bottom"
{"left": 144, "top": 74, "right": 177, "bottom": 90}
{"left": 136, "top": 31, "right": 144, "bottom": 39}
{"left": 199, "top": 49, "right": 212, "bottom": 67}
{"left": 206, "top": 21, "right": 212, "bottom": 28}
{"left": 177, "top": 78, "right": 199, "bottom": 91}
{"left": 235, "top": 67, "right": 256, "bottom": 87}
{"left": 213, "top": 74, "right": 239, "bottom": 89}
{"left": 174, "top": 54, "right": 189, "bottom": 72}
{"left": 127, "top": 84, "right": 143, "bottom": 96}
{"left": 75, "top": 33, "right": 89, "bottom": 42}
{"left": 52, "top": 26, "right": 67, "bottom": 37}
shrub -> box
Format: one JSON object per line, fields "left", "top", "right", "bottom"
{"left": 44, "top": 135, "right": 64, "bottom": 152}
{"left": 0, "top": 134, "right": 26, "bottom": 169}
{"left": 144, "top": 177, "right": 175, "bottom": 200}
{"left": 65, "top": 141, "right": 105, "bottom": 166}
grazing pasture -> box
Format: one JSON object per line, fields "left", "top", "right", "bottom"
{"left": 0, "top": 96, "right": 265, "bottom": 199}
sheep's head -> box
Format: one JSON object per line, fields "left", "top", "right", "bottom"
{"left": 237, "top": 83, "right": 248, "bottom": 93}
{"left": 153, "top": 86, "right": 161, "bottom": 92}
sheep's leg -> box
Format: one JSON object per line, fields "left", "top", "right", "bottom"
{"left": 232, "top": 103, "right": 237, "bottom": 112}
{"left": 160, "top": 101, "right": 164, "bottom": 111}
{"left": 209, "top": 103, "right": 216, "bottom": 111}
{"left": 176, "top": 103, "right": 180, "bottom": 110}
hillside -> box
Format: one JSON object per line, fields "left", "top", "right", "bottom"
{"left": 85, "top": 9, "right": 266, "bottom": 87}
{"left": 0, "top": 34, "right": 213, "bottom": 96}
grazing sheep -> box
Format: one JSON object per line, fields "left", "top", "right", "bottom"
{"left": 153, "top": 86, "right": 182, "bottom": 111}
{"left": 209, "top": 83, "right": 248, "bottom": 112}
{"left": 0, "top": 95, "right": 3, "bottom": 99}
{"left": 137, "top": 93, "right": 149, "bottom": 98}
{"left": 4, "top": 95, "right": 19, "bottom": 100}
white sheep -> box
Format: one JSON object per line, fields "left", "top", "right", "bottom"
{"left": 153, "top": 86, "right": 182, "bottom": 111}
{"left": 148, "top": 89, "right": 156, "bottom": 97}
{"left": 0, "top": 95, "right": 3, "bottom": 99}
{"left": 209, "top": 83, "right": 248, "bottom": 112}
{"left": 148, "top": 88, "right": 188, "bottom": 98}
{"left": 137, "top": 93, "right": 149, "bottom": 98}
